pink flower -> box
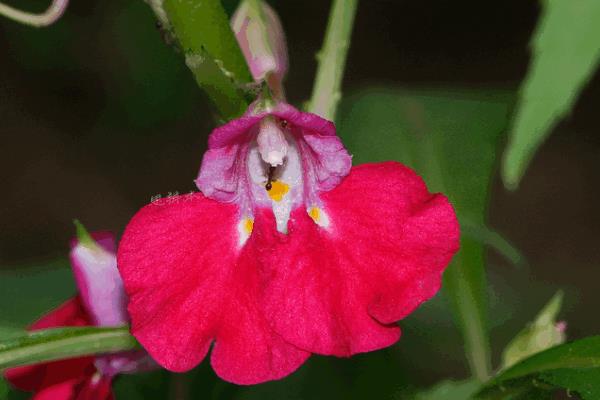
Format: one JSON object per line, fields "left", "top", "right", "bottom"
{"left": 5, "top": 231, "right": 155, "bottom": 400}
{"left": 117, "top": 102, "right": 460, "bottom": 384}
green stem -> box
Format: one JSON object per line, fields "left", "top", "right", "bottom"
{"left": 444, "top": 239, "right": 492, "bottom": 382}
{"left": 308, "top": 0, "right": 358, "bottom": 120}
{"left": 148, "top": 0, "right": 254, "bottom": 121}
{"left": 0, "top": 327, "right": 139, "bottom": 370}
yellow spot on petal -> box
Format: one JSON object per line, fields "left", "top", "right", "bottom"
{"left": 243, "top": 218, "right": 254, "bottom": 234}
{"left": 308, "top": 207, "right": 320, "bottom": 223}
{"left": 266, "top": 180, "right": 289, "bottom": 202}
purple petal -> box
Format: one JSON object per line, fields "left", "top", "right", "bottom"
{"left": 95, "top": 351, "right": 158, "bottom": 377}
{"left": 70, "top": 232, "right": 128, "bottom": 327}
{"left": 195, "top": 103, "right": 352, "bottom": 225}
{"left": 272, "top": 104, "right": 352, "bottom": 193}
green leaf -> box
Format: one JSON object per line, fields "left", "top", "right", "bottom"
{"left": 501, "top": 291, "right": 565, "bottom": 370}
{"left": 337, "top": 88, "right": 512, "bottom": 381}
{"left": 162, "top": 0, "right": 254, "bottom": 120}
{"left": 0, "top": 326, "right": 139, "bottom": 370}
{"left": 502, "top": 0, "right": 600, "bottom": 189}
{"left": 477, "top": 336, "right": 600, "bottom": 399}
{"left": 414, "top": 379, "right": 480, "bottom": 400}
{"left": 540, "top": 368, "right": 600, "bottom": 400}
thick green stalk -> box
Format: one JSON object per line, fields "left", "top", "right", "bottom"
{"left": 0, "top": 327, "right": 139, "bottom": 370}
{"left": 150, "top": 0, "right": 254, "bottom": 121}
{"left": 308, "top": 0, "right": 358, "bottom": 120}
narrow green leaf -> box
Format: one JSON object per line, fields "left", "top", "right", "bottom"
{"left": 460, "top": 223, "right": 524, "bottom": 267}
{"left": 0, "top": 326, "right": 139, "bottom": 370}
{"left": 337, "top": 88, "right": 512, "bottom": 381}
{"left": 493, "top": 336, "right": 600, "bottom": 383}
{"left": 501, "top": 291, "right": 565, "bottom": 369}
{"left": 502, "top": 0, "right": 600, "bottom": 189}
{"left": 161, "top": 0, "right": 254, "bottom": 120}
{"left": 477, "top": 336, "right": 600, "bottom": 399}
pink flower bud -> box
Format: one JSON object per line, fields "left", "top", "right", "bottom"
{"left": 232, "top": 1, "right": 288, "bottom": 94}
{"left": 70, "top": 229, "right": 128, "bottom": 327}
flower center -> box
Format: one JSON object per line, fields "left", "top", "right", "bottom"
{"left": 246, "top": 117, "right": 303, "bottom": 234}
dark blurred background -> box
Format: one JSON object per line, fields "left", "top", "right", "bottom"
{"left": 1, "top": 0, "right": 599, "bottom": 397}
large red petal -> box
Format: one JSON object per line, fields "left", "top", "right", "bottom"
{"left": 5, "top": 298, "right": 94, "bottom": 392}
{"left": 211, "top": 243, "right": 310, "bottom": 385}
{"left": 256, "top": 162, "right": 459, "bottom": 356}
{"left": 31, "top": 377, "right": 84, "bottom": 400}
{"left": 118, "top": 193, "right": 309, "bottom": 383}
{"left": 31, "top": 296, "right": 91, "bottom": 330}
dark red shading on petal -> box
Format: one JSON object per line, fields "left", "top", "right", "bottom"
{"left": 117, "top": 193, "right": 309, "bottom": 384}
{"left": 74, "top": 374, "right": 114, "bottom": 400}
{"left": 31, "top": 378, "right": 85, "bottom": 400}
{"left": 256, "top": 162, "right": 460, "bottom": 357}
{"left": 5, "top": 297, "right": 96, "bottom": 397}
{"left": 27, "top": 373, "right": 113, "bottom": 400}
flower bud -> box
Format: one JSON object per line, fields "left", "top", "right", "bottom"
{"left": 232, "top": 0, "right": 288, "bottom": 94}
{"left": 70, "top": 221, "right": 128, "bottom": 327}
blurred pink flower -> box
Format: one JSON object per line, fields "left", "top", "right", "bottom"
{"left": 5, "top": 231, "right": 155, "bottom": 400}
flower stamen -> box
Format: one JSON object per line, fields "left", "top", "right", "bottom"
{"left": 265, "top": 165, "right": 276, "bottom": 191}
{"left": 266, "top": 181, "right": 289, "bottom": 202}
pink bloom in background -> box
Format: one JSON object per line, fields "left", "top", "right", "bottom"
{"left": 5, "top": 231, "right": 155, "bottom": 400}
{"left": 117, "top": 102, "right": 460, "bottom": 384}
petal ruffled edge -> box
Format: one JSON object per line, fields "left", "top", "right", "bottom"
{"left": 255, "top": 162, "right": 459, "bottom": 356}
